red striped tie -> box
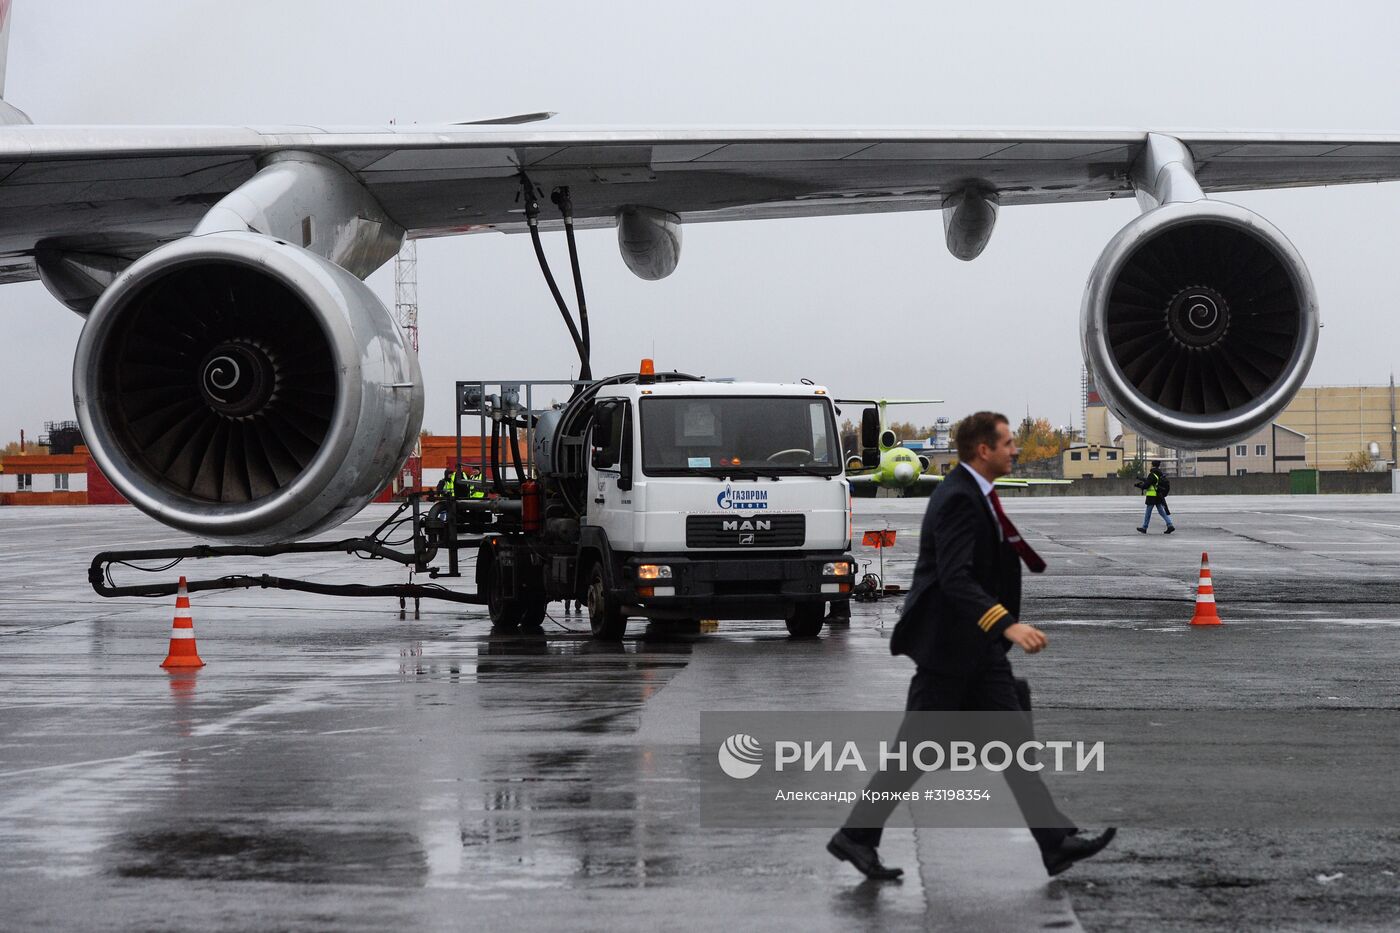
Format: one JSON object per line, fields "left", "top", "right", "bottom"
{"left": 989, "top": 490, "right": 1046, "bottom": 574}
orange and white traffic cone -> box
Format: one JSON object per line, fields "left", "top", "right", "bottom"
{"left": 1189, "top": 552, "right": 1222, "bottom": 626}
{"left": 161, "top": 576, "right": 206, "bottom": 668}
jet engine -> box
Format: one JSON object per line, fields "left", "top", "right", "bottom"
{"left": 1082, "top": 200, "right": 1318, "bottom": 449}
{"left": 73, "top": 231, "right": 423, "bottom": 543}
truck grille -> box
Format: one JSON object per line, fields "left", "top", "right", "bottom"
{"left": 686, "top": 514, "right": 805, "bottom": 548}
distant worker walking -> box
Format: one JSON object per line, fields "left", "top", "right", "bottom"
{"left": 1135, "top": 460, "right": 1175, "bottom": 534}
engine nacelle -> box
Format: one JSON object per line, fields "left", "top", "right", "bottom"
{"left": 73, "top": 231, "right": 423, "bottom": 543}
{"left": 1082, "top": 201, "right": 1319, "bottom": 450}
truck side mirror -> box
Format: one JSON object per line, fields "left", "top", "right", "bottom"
{"left": 860, "top": 408, "right": 880, "bottom": 467}
{"left": 590, "top": 406, "right": 615, "bottom": 470}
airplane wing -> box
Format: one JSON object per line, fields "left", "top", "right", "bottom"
{"left": 846, "top": 473, "right": 880, "bottom": 485}
{"left": 8, "top": 125, "right": 1400, "bottom": 283}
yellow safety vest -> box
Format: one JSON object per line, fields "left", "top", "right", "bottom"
{"left": 464, "top": 471, "right": 486, "bottom": 499}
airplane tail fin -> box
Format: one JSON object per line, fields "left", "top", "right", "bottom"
{"left": 835, "top": 398, "right": 943, "bottom": 433}
{"left": 0, "top": 0, "right": 32, "bottom": 124}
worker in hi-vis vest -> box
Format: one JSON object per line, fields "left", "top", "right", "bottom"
{"left": 435, "top": 468, "right": 455, "bottom": 499}
{"left": 457, "top": 464, "right": 487, "bottom": 499}
{"left": 1134, "top": 460, "right": 1174, "bottom": 534}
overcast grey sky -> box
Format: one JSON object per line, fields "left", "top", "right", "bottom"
{"left": 3, "top": 0, "right": 1400, "bottom": 445}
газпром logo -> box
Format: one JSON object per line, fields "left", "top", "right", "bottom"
{"left": 716, "top": 486, "right": 768, "bottom": 511}
{"left": 718, "top": 733, "right": 764, "bottom": 779}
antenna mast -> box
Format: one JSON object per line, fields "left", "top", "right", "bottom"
{"left": 394, "top": 239, "right": 419, "bottom": 354}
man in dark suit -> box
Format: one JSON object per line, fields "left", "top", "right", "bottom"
{"left": 828, "top": 411, "right": 1116, "bottom": 880}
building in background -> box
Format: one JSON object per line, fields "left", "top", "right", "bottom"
{"left": 38, "top": 420, "right": 83, "bottom": 454}
{"left": 930, "top": 417, "right": 952, "bottom": 453}
{"left": 1194, "top": 423, "right": 1308, "bottom": 476}
{"left": 1083, "top": 371, "right": 1112, "bottom": 447}
{"left": 1116, "top": 426, "right": 1180, "bottom": 474}
{"left": 0, "top": 446, "right": 101, "bottom": 504}
{"left": 1275, "top": 383, "right": 1398, "bottom": 471}
{"left": 1104, "top": 382, "right": 1395, "bottom": 475}
{"left": 1061, "top": 442, "right": 1125, "bottom": 479}
{"left": 1085, "top": 369, "right": 1170, "bottom": 475}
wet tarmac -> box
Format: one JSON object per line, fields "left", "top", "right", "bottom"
{"left": 3, "top": 496, "right": 1400, "bottom": 931}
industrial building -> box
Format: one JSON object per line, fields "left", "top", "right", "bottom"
{"left": 1194, "top": 423, "right": 1309, "bottom": 476}
{"left": 1061, "top": 443, "right": 1126, "bottom": 479}
{"left": 0, "top": 445, "right": 126, "bottom": 506}
{"left": 1275, "top": 384, "right": 1398, "bottom": 472}
{"left": 1089, "top": 369, "right": 1397, "bottom": 476}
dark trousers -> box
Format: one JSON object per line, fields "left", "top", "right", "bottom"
{"left": 842, "top": 655, "right": 1075, "bottom": 853}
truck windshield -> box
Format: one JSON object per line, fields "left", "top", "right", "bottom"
{"left": 640, "top": 396, "right": 841, "bottom": 476}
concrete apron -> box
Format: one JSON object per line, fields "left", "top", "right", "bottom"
{"left": 914, "top": 820, "right": 1084, "bottom": 931}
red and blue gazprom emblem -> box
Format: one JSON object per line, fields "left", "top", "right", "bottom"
{"left": 717, "top": 485, "right": 768, "bottom": 511}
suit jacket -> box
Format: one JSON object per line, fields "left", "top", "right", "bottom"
{"left": 890, "top": 464, "right": 1022, "bottom": 672}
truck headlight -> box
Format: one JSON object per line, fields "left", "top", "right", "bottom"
{"left": 822, "top": 561, "right": 852, "bottom": 576}
{"left": 638, "top": 564, "right": 673, "bottom": 580}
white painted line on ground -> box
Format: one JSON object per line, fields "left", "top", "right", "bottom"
{"left": 0, "top": 749, "right": 179, "bottom": 781}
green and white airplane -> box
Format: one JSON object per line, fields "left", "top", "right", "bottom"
{"left": 840, "top": 399, "right": 1071, "bottom": 491}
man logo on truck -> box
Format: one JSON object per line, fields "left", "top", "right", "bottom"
{"left": 723, "top": 519, "right": 772, "bottom": 532}
{"left": 717, "top": 486, "right": 768, "bottom": 511}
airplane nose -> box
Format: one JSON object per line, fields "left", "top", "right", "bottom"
{"left": 893, "top": 462, "right": 915, "bottom": 484}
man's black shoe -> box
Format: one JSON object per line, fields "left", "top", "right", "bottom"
{"left": 827, "top": 830, "right": 904, "bottom": 881}
{"left": 1165, "top": 526, "right": 1176, "bottom": 534}
{"left": 1135, "top": 527, "right": 1147, "bottom": 534}
{"left": 1043, "top": 827, "right": 1117, "bottom": 877}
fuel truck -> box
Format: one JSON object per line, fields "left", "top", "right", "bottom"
{"left": 446, "top": 366, "right": 856, "bottom": 640}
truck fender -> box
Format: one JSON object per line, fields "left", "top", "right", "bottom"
{"left": 577, "top": 526, "right": 622, "bottom": 594}
{"left": 475, "top": 538, "right": 497, "bottom": 594}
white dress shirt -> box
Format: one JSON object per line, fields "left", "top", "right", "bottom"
{"left": 961, "top": 462, "right": 1002, "bottom": 540}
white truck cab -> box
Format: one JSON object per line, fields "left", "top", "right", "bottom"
{"left": 473, "top": 373, "right": 856, "bottom": 640}
{"left": 578, "top": 380, "right": 853, "bottom": 636}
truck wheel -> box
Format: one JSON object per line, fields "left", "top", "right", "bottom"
{"left": 785, "top": 603, "right": 825, "bottom": 638}
{"left": 586, "top": 563, "right": 626, "bottom": 641}
{"left": 518, "top": 593, "right": 548, "bottom": 633}
{"left": 484, "top": 555, "right": 521, "bottom": 631}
